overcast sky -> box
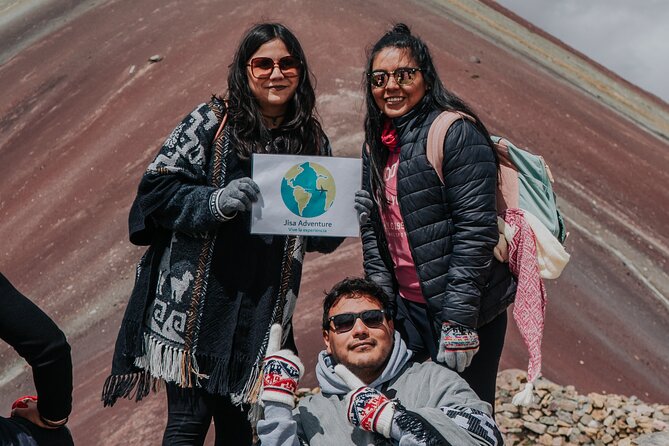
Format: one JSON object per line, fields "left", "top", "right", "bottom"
{"left": 494, "top": 0, "right": 669, "bottom": 103}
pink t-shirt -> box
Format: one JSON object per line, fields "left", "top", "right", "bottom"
{"left": 380, "top": 150, "right": 426, "bottom": 304}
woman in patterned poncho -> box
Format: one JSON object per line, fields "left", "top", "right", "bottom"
{"left": 102, "top": 23, "right": 343, "bottom": 446}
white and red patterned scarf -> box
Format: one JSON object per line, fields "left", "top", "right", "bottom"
{"left": 503, "top": 208, "right": 546, "bottom": 386}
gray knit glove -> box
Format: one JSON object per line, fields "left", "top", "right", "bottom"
{"left": 354, "top": 190, "right": 373, "bottom": 224}
{"left": 215, "top": 177, "right": 260, "bottom": 217}
{"left": 436, "top": 322, "right": 480, "bottom": 372}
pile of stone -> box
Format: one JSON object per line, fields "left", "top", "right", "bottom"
{"left": 495, "top": 369, "right": 669, "bottom": 445}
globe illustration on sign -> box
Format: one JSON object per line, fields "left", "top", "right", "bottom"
{"left": 280, "top": 162, "right": 336, "bottom": 218}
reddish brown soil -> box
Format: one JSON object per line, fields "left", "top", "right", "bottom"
{"left": 1, "top": 0, "right": 667, "bottom": 444}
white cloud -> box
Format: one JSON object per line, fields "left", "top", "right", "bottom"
{"left": 495, "top": 0, "right": 669, "bottom": 102}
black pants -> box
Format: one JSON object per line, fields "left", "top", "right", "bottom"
{"left": 393, "top": 297, "right": 508, "bottom": 407}
{"left": 163, "top": 383, "right": 252, "bottom": 446}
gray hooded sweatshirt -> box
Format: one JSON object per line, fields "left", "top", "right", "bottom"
{"left": 257, "top": 332, "right": 502, "bottom": 445}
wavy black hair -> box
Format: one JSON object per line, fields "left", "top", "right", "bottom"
{"left": 222, "top": 23, "right": 325, "bottom": 159}
{"left": 364, "top": 23, "right": 494, "bottom": 204}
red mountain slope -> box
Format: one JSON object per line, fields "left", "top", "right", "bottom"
{"left": 0, "top": 0, "right": 667, "bottom": 443}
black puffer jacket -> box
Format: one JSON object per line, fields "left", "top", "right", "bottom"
{"left": 361, "top": 100, "right": 516, "bottom": 330}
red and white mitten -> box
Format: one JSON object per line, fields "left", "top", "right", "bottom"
{"left": 260, "top": 324, "right": 304, "bottom": 408}
{"left": 11, "top": 395, "right": 38, "bottom": 411}
{"left": 335, "top": 364, "right": 395, "bottom": 438}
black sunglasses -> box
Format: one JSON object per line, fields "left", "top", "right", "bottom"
{"left": 328, "top": 309, "right": 387, "bottom": 333}
{"left": 368, "top": 67, "right": 422, "bottom": 88}
{"left": 247, "top": 56, "right": 301, "bottom": 79}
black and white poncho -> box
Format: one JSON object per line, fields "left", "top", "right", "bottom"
{"left": 102, "top": 98, "right": 341, "bottom": 407}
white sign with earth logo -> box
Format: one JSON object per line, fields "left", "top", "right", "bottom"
{"left": 251, "top": 154, "right": 362, "bottom": 237}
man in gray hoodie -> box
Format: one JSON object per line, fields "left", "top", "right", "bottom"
{"left": 256, "top": 277, "right": 503, "bottom": 445}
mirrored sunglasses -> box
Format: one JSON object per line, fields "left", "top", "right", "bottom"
{"left": 328, "top": 309, "right": 387, "bottom": 333}
{"left": 368, "top": 67, "right": 422, "bottom": 88}
{"left": 248, "top": 56, "right": 301, "bottom": 79}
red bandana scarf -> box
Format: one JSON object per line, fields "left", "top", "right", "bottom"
{"left": 381, "top": 118, "right": 400, "bottom": 154}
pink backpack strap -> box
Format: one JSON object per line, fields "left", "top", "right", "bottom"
{"left": 494, "top": 138, "right": 519, "bottom": 213}
{"left": 426, "top": 111, "right": 474, "bottom": 184}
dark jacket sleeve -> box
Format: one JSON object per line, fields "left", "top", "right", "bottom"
{"left": 129, "top": 102, "right": 223, "bottom": 245}
{"left": 359, "top": 145, "right": 396, "bottom": 299}
{"left": 0, "top": 273, "right": 73, "bottom": 422}
{"left": 441, "top": 121, "right": 498, "bottom": 328}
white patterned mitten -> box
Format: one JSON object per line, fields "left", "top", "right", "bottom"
{"left": 260, "top": 324, "right": 304, "bottom": 408}
{"left": 334, "top": 364, "right": 395, "bottom": 438}
{"left": 436, "top": 322, "right": 480, "bottom": 373}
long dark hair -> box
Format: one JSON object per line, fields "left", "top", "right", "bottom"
{"left": 223, "top": 23, "right": 325, "bottom": 159}
{"left": 364, "top": 23, "right": 494, "bottom": 204}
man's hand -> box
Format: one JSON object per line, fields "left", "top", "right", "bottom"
{"left": 260, "top": 324, "right": 304, "bottom": 409}
{"left": 334, "top": 364, "right": 395, "bottom": 439}
{"left": 11, "top": 396, "right": 63, "bottom": 429}
{"left": 436, "top": 322, "right": 480, "bottom": 372}
{"left": 354, "top": 190, "right": 373, "bottom": 224}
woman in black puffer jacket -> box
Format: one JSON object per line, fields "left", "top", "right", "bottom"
{"left": 355, "top": 23, "right": 517, "bottom": 406}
